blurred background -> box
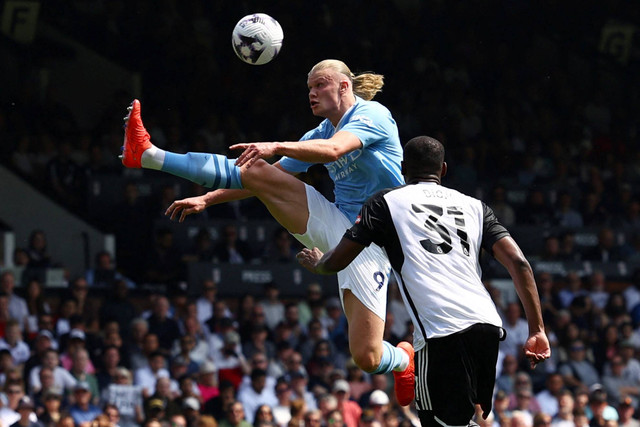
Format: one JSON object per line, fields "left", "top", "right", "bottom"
{"left": 0, "top": 0, "right": 638, "bottom": 425}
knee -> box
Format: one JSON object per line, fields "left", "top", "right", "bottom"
{"left": 241, "top": 159, "right": 269, "bottom": 178}
{"left": 350, "top": 346, "right": 381, "bottom": 373}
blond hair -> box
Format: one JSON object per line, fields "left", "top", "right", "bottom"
{"left": 309, "top": 59, "right": 384, "bottom": 101}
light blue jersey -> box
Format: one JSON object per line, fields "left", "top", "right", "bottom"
{"left": 279, "top": 97, "right": 404, "bottom": 223}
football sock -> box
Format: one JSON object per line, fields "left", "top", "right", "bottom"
{"left": 370, "top": 341, "right": 410, "bottom": 374}
{"left": 142, "top": 148, "right": 243, "bottom": 189}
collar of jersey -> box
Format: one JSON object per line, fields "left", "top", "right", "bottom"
{"left": 334, "top": 96, "right": 362, "bottom": 131}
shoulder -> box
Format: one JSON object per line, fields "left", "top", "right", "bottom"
{"left": 354, "top": 98, "right": 390, "bottom": 115}
{"left": 301, "top": 120, "right": 332, "bottom": 141}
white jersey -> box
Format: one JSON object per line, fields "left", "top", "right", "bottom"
{"left": 346, "top": 182, "right": 508, "bottom": 350}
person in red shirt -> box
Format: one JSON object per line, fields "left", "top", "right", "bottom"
{"left": 332, "top": 379, "right": 361, "bottom": 427}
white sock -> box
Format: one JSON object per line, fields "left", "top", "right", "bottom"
{"left": 393, "top": 350, "right": 410, "bottom": 372}
{"left": 140, "top": 145, "right": 165, "bottom": 170}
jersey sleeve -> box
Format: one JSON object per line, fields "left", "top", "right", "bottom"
{"left": 344, "top": 190, "right": 392, "bottom": 247}
{"left": 341, "top": 103, "right": 395, "bottom": 148}
{"left": 480, "top": 202, "right": 511, "bottom": 254}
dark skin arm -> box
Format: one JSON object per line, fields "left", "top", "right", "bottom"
{"left": 296, "top": 238, "right": 365, "bottom": 274}
{"left": 491, "top": 236, "right": 551, "bottom": 367}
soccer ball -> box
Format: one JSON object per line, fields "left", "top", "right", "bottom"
{"left": 232, "top": 13, "right": 283, "bottom": 65}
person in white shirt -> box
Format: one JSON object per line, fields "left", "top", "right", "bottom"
{"left": 258, "top": 282, "right": 285, "bottom": 331}
{"left": 28, "top": 349, "right": 77, "bottom": 395}
{"left": 501, "top": 302, "right": 531, "bottom": 358}
{"left": 133, "top": 351, "right": 170, "bottom": 398}
{"left": 0, "top": 320, "right": 31, "bottom": 365}
{"left": 195, "top": 280, "right": 218, "bottom": 326}
{"left": 237, "top": 368, "right": 278, "bottom": 424}
{"left": 535, "top": 373, "right": 565, "bottom": 417}
{"left": 0, "top": 272, "right": 28, "bottom": 330}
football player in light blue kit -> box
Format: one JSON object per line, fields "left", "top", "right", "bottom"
{"left": 122, "top": 59, "right": 415, "bottom": 403}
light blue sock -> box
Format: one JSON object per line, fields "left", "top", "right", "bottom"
{"left": 370, "top": 341, "right": 408, "bottom": 374}
{"left": 161, "top": 152, "right": 242, "bottom": 189}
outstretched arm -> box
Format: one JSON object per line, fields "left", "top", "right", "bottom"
{"left": 296, "top": 238, "right": 366, "bottom": 274}
{"left": 492, "top": 236, "right": 551, "bottom": 368}
{"left": 231, "top": 131, "right": 362, "bottom": 167}
{"left": 165, "top": 161, "right": 295, "bottom": 222}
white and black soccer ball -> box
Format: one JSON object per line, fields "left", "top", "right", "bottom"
{"left": 232, "top": 13, "right": 283, "bottom": 65}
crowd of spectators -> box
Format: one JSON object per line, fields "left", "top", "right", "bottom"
{"left": 0, "top": 1, "right": 640, "bottom": 427}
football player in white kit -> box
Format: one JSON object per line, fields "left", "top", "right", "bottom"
{"left": 297, "top": 136, "right": 551, "bottom": 426}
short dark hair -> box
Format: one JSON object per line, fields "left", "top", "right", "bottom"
{"left": 403, "top": 136, "right": 445, "bottom": 177}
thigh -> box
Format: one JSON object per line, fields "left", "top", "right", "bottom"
{"left": 291, "top": 184, "right": 391, "bottom": 321}
{"left": 342, "top": 290, "right": 385, "bottom": 356}
{"left": 242, "top": 161, "right": 310, "bottom": 234}
{"left": 415, "top": 324, "right": 502, "bottom": 426}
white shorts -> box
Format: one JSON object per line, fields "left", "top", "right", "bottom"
{"left": 292, "top": 184, "right": 390, "bottom": 321}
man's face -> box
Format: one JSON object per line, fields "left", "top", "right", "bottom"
{"left": 43, "top": 351, "right": 59, "bottom": 368}
{"left": 74, "top": 388, "right": 91, "bottom": 405}
{"left": 1, "top": 273, "right": 15, "bottom": 294}
{"left": 6, "top": 385, "right": 23, "bottom": 408}
{"left": 228, "top": 403, "right": 244, "bottom": 424}
{"left": 307, "top": 70, "right": 343, "bottom": 119}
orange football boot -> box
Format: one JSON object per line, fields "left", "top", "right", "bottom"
{"left": 393, "top": 341, "right": 415, "bottom": 406}
{"left": 121, "top": 99, "right": 152, "bottom": 168}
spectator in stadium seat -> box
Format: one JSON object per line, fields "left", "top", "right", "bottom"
{"left": 616, "top": 396, "right": 639, "bottom": 427}
{"left": 535, "top": 372, "right": 565, "bottom": 417}
{"left": 215, "top": 331, "right": 250, "bottom": 391}
{"left": 68, "top": 381, "right": 102, "bottom": 427}
{"left": 103, "top": 367, "right": 144, "bottom": 427}
{"left": 28, "top": 349, "right": 77, "bottom": 395}
{"left": 95, "top": 345, "right": 121, "bottom": 394}
{"left": 69, "top": 349, "right": 99, "bottom": 403}
{"left": 134, "top": 351, "right": 170, "bottom": 398}
{"left": 143, "top": 376, "right": 181, "bottom": 420}
{"left": 588, "top": 271, "right": 610, "bottom": 312}
{"left": 25, "top": 230, "right": 52, "bottom": 271}
{"left": 553, "top": 191, "right": 584, "bottom": 229}
{"left": 501, "top": 302, "right": 530, "bottom": 358}
{"left": 237, "top": 368, "right": 277, "bottom": 424}
{"left": 195, "top": 279, "right": 219, "bottom": 326}
{"left": 0, "top": 272, "right": 28, "bottom": 331}
{"left": 518, "top": 189, "right": 553, "bottom": 227}
{"left": 536, "top": 272, "right": 562, "bottom": 327}
{"left": 0, "top": 320, "right": 31, "bottom": 366}
{"left": 100, "top": 281, "right": 138, "bottom": 342}
{"left": 602, "top": 355, "right": 640, "bottom": 409}
{"left": 143, "top": 228, "right": 185, "bottom": 284}
{"left": 551, "top": 389, "right": 575, "bottom": 427}
{"left": 558, "top": 271, "right": 587, "bottom": 309}
{"left": 558, "top": 339, "right": 601, "bottom": 391}
{"left": 489, "top": 185, "right": 516, "bottom": 227}
{"left": 559, "top": 231, "right": 582, "bottom": 262}
{"left": 261, "top": 227, "right": 301, "bottom": 264}
{"left": 583, "top": 227, "right": 626, "bottom": 263}
{"left": 212, "top": 225, "right": 255, "bottom": 265}
{"left": 258, "top": 282, "right": 285, "bottom": 331}
{"left": 147, "top": 296, "right": 181, "bottom": 353}
{"left": 170, "top": 316, "right": 209, "bottom": 365}
{"left": 24, "top": 279, "right": 50, "bottom": 339}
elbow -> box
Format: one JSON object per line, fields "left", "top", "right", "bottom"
{"left": 511, "top": 256, "right": 533, "bottom": 275}
{"left": 324, "top": 146, "right": 343, "bottom": 162}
